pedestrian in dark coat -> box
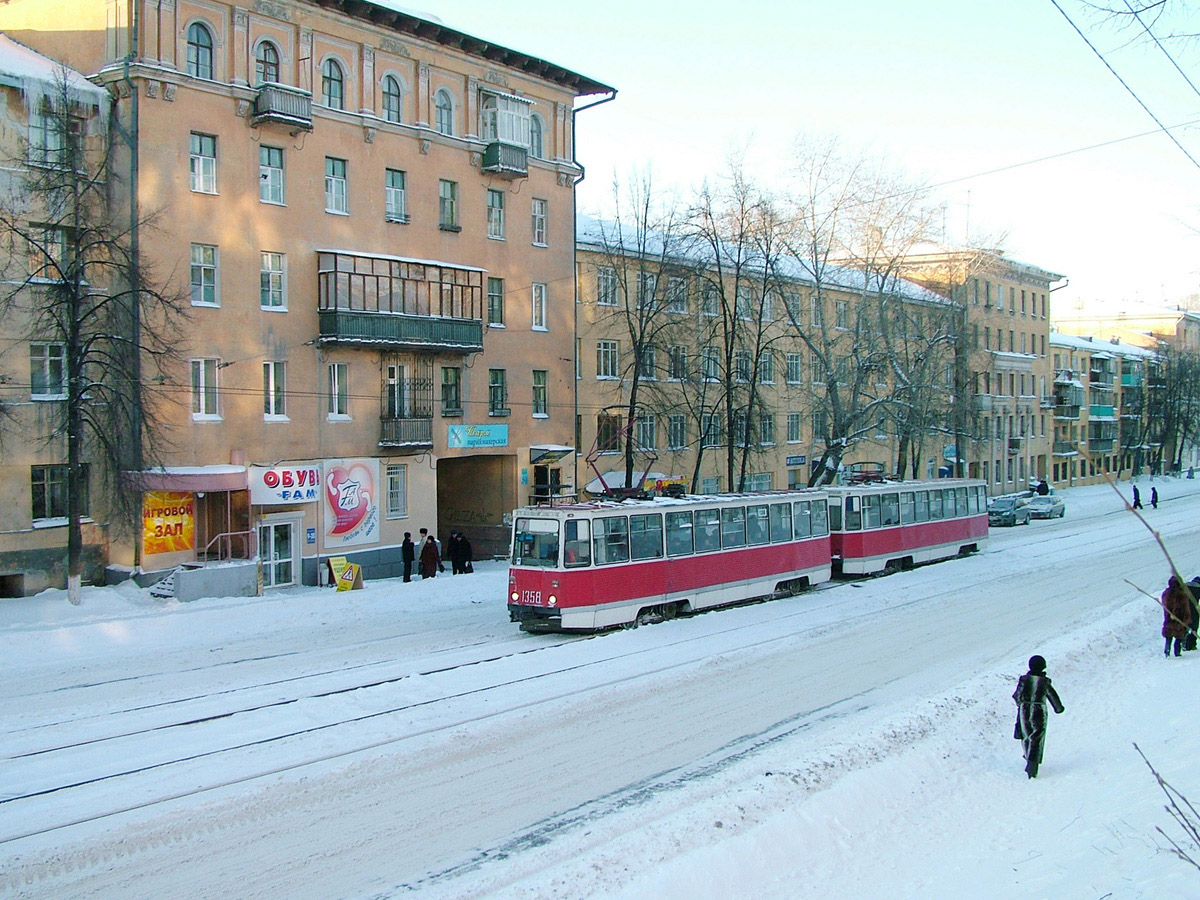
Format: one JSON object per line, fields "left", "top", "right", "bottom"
{"left": 401, "top": 532, "right": 415, "bottom": 583}
{"left": 1161, "top": 575, "right": 1193, "bottom": 657}
{"left": 448, "top": 531, "right": 474, "bottom": 574}
{"left": 1151, "top": 486, "right": 1159, "bottom": 508}
{"left": 1132, "top": 485, "right": 1143, "bottom": 509}
{"left": 1013, "top": 655, "right": 1065, "bottom": 779}
{"left": 419, "top": 528, "right": 441, "bottom": 579}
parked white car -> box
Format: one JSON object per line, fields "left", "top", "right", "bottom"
{"left": 1027, "top": 494, "right": 1066, "bottom": 519}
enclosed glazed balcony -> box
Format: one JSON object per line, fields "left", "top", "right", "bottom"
{"left": 252, "top": 83, "right": 313, "bottom": 132}
{"left": 317, "top": 251, "right": 484, "bottom": 352}
{"left": 1053, "top": 440, "right": 1077, "bottom": 455}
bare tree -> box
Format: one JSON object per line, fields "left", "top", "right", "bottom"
{"left": 0, "top": 70, "right": 185, "bottom": 602}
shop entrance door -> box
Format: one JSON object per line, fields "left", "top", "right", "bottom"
{"left": 258, "top": 519, "right": 297, "bottom": 587}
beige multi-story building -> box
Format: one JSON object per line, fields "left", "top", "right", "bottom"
{"left": 0, "top": 1, "right": 613, "bottom": 592}
{"left": 896, "top": 249, "right": 1063, "bottom": 494}
{"left": 1055, "top": 306, "right": 1200, "bottom": 353}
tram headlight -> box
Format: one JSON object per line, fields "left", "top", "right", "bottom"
{"left": 548, "top": 594, "right": 558, "bottom": 606}
{"left": 510, "top": 591, "right": 519, "bottom": 602}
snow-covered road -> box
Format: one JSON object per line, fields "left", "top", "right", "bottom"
{"left": 2, "top": 478, "right": 1199, "bottom": 899}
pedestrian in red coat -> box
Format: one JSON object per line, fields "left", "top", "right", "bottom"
{"left": 419, "top": 528, "right": 441, "bottom": 579}
{"left": 1161, "top": 575, "right": 1193, "bottom": 657}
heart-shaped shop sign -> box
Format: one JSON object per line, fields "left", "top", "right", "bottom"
{"left": 325, "top": 464, "right": 374, "bottom": 535}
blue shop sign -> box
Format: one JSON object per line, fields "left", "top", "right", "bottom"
{"left": 448, "top": 424, "right": 510, "bottom": 448}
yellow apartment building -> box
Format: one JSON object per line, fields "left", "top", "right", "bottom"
{"left": 0, "top": 1, "right": 613, "bottom": 592}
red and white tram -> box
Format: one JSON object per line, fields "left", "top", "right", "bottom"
{"left": 507, "top": 490, "right": 832, "bottom": 633}
{"left": 825, "top": 478, "right": 988, "bottom": 575}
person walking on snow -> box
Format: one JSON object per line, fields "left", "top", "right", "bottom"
{"left": 1151, "top": 486, "right": 1159, "bottom": 508}
{"left": 1013, "top": 655, "right": 1065, "bottom": 779}
{"left": 1132, "top": 485, "right": 1143, "bottom": 509}
{"left": 401, "top": 532, "right": 415, "bottom": 583}
{"left": 1161, "top": 575, "right": 1193, "bottom": 657}
{"left": 419, "top": 528, "right": 441, "bottom": 579}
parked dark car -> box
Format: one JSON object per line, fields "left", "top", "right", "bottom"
{"left": 1027, "top": 495, "right": 1065, "bottom": 519}
{"left": 988, "top": 496, "right": 1031, "bottom": 526}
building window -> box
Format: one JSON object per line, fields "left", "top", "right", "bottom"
{"left": 434, "top": 89, "right": 454, "bottom": 135}
{"left": 381, "top": 74, "right": 403, "bottom": 123}
{"left": 254, "top": 41, "right": 279, "bottom": 84}
{"left": 27, "top": 226, "right": 65, "bottom": 280}
{"left": 190, "top": 243, "right": 218, "bottom": 306}
{"left": 666, "top": 277, "right": 687, "bottom": 313}
{"left": 32, "top": 464, "right": 85, "bottom": 520}
{"left": 488, "top": 368, "right": 508, "bottom": 415}
{"left": 486, "top": 188, "right": 506, "bottom": 239}
{"left": 668, "top": 414, "right": 687, "bottom": 450}
{"left": 486, "top": 277, "right": 505, "bottom": 326}
{"left": 637, "top": 272, "right": 657, "bottom": 309}
{"left": 263, "top": 361, "right": 286, "bottom": 418}
{"left": 325, "top": 157, "right": 347, "bottom": 213}
{"left": 259, "top": 145, "right": 284, "bottom": 204}
{"left": 189, "top": 132, "right": 216, "bottom": 193}
{"left": 787, "top": 412, "right": 802, "bottom": 443}
{"left": 735, "top": 350, "right": 752, "bottom": 383}
{"left": 636, "top": 413, "right": 657, "bottom": 450}
{"left": 597, "top": 340, "right": 619, "bottom": 379}
{"left": 321, "top": 59, "right": 344, "bottom": 110}
{"left": 762, "top": 290, "right": 775, "bottom": 322}
{"left": 28, "top": 100, "right": 66, "bottom": 166}
{"left": 191, "top": 358, "right": 220, "bottom": 419}
{"left": 835, "top": 299, "right": 849, "bottom": 329}
{"left": 385, "top": 168, "right": 407, "bottom": 222}
{"left": 438, "top": 179, "right": 459, "bottom": 229}
{"left": 531, "top": 283, "right": 548, "bottom": 330}
{"left": 260, "top": 251, "right": 285, "bottom": 309}
{"left": 813, "top": 408, "right": 828, "bottom": 439}
{"left": 638, "top": 344, "right": 657, "bottom": 381}
{"left": 597, "top": 413, "right": 621, "bottom": 453}
{"left": 30, "top": 342, "right": 66, "bottom": 399}
{"left": 597, "top": 267, "right": 619, "bottom": 306}
{"left": 811, "top": 296, "right": 824, "bottom": 327}
{"left": 386, "top": 464, "right": 408, "bottom": 519}
{"left": 531, "top": 198, "right": 548, "bottom": 246}
{"left": 787, "top": 352, "right": 802, "bottom": 384}
{"left": 441, "top": 366, "right": 462, "bottom": 414}
{"left": 529, "top": 113, "right": 545, "bottom": 159}
{"left": 328, "top": 362, "right": 348, "bottom": 418}
{"left": 532, "top": 369, "right": 548, "bottom": 416}
{"left": 480, "top": 93, "right": 530, "bottom": 145}
{"left": 760, "top": 353, "right": 775, "bottom": 384}
{"left": 668, "top": 345, "right": 687, "bottom": 381}
{"left": 186, "top": 22, "right": 214, "bottom": 80}
{"left": 701, "top": 347, "right": 720, "bottom": 381}
{"left": 701, "top": 283, "right": 718, "bottom": 317}
{"left": 701, "top": 412, "right": 722, "bottom": 448}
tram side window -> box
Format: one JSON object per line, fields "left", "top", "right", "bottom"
{"left": 812, "top": 499, "right": 828, "bottom": 535}
{"left": 512, "top": 517, "right": 561, "bottom": 568}
{"left": 844, "top": 496, "right": 862, "bottom": 530}
{"left": 944, "top": 489, "right": 957, "bottom": 518}
{"left": 863, "top": 494, "right": 881, "bottom": 529}
{"left": 794, "top": 500, "right": 812, "bottom": 537}
{"left": 695, "top": 508, "right": 721, "bottom": 552}
{"left": 899, "top": 492, "right": 914, "bottom": 524}
{"left": 769, "top": 502, "right": 793, "bottom": 542}
{"left": 564, "top": 519, "right": 591, "bottom": 567}
{"left": 630, "top": 513, "right": 664, "bottom": 560}
{"left": 929, "top": 490, "right": 944, "bottom": 520}
{"left": 973, "top": 486, "right": 984, "bottom": 513}
{"left": 881, "top": 493, "right": 900, "bottom": 526}
{"left": 825, "top": 499, "right": 841, "bottom": 531}
{"left": 721, "top": 506, "right": 746, "bottom": 548}
{"left": 593, "top": 516, "right": 629, "bottom": 565}
{"left": 956, "top": 487, "right": 968, "bottom": 516}
{"left": 914, "top": 490, "right": 929, "bottom": 522}
{"left": 746, "top": 505, "right": 770, "bottom": 545}
{"left": 666, "top": 511, "right": 694, "bottom": 556}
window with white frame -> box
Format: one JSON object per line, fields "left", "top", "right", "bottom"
{"left": 480, "top": 92, "right": 530, "bottom": 146}
{"left": 532, "top": 369, "right": 548, "bottom": 416}
{"left": 325, "top": 157, "right": 347, "bottom": 213}
{"left": 735, "top": 285, "right": 753, "bottom": 320}
{"left": 735, "top": 350, "right": 752, "bottom": 383}
{"left": 811, "top": 295, "right": 824, "bottom": 327}
{"left": 785, "top": 292, "right": 802, "bottom": 324}
{"left": 787, "top": 412, "right": 802, "bottom": 443}
{"left": 636, "top": 271, "right": 656, "bottom": 309}
{"left": 597, "top": 267, "right": 619, "bottom": 306}
{"left": 382, "top": 75, "right": 403, "bottom": 123}
{"left": 747, "top": 472, "right": 773, "bottom": 491}
{"left": 487, "top": 277, "right": 505, "bottom": 326}
{"left": 760, "top": 353, "right": 775, "bottom": 383}
{"left": 189, "top": 132, "right": 216, "bottom": 193}
{"left": 186, "top": 22, "right": 214, "bottom": 80}
{"left": 531, "top": 283, "right": 548, "bottom": 330}
{"left": 812, "top": 408, "right": 827, "bottom": 439}
{"left": 438, "top": 179, "right": 458, "bottom": 229}
{"left": 28, "top": 100, "right": 66, "bottom": 166}
{"left": 386, "top": 464, "right": 408, "bottom": 518}
{"left": 762, "top": 290, "right": 775, "bottom": 321}
{"left": 759, "top": 413, "right": 775, "bottom": 445}
{"left": 638, "top": 344, "right": 656, "bottom": 381}
{"left": 191, "top": 358, "right": 220, "bottom": 419}
{"left": 666, "top": 276, "right": 687, "bottom": 313}
{"left": 27, "top": 226, "right": 66, "bottom": 281}
{"left": 487, "top": 188, "right": 505, "bottom": 239}
{"left": 259, "top": 145, "right": 284, "bottom": 204}
{"left": 636, "top": 413, "right": 657, "bottom": 450}
{"left": 700, "top": 475, "right": 721, "bottom": 494}
{"left": 328, "top": 362, "right": 348, "bottom": 418}
{"left": 260, "top": 251, "right": 285, "bottom": 309}
{"left": 531, "top": 197, "right": 547, "bottom": 246}
{"left": 701, "top": 346, "right": 720, "bottom": 381}
{"left": 441, "top": 366, "right": 462, "bottom": 413}
{"left": 434, "top": 89, "right": 454, "bottom": 135}
{"left": 701, "top": 412, "right": 722, "bottom": 448}
{"left": 263, "top": 361, "right": 286, "bottom": 418}
{"left": 190, "top": 243, "right": 218, "bottom": 306}
{"left": 529, "top": 113, "right": 544, "bottom": 158}
{"left": 668, "top": 345, "right": 687, "bottom": 381}
{"left": 322, "top": 59, "right": 344, "bottom": 109}
{"left": 385, "top": 169, "right": 407, "bottom": 222}
{"left": 32, "top": 463, "right": 86, "bottom": 520}
{"left": 30, "top": 342, "right": 66, "bottom": 399}
{"left": 667, "top": 414, "right": 686, "bottom": 450}
{"left": 786, "top": 352, "right": 802, "bottom": 384}
{"left": 733, "top": 409, "right": 748, "bottom": 446}
{"left": 701, "top": 282, "right": 718, "bottom": 316}
{"left": 835, "top": 299, "right": 849, "bottom": 329}
{"left": 596, "top": 340, "right": 619, "bottom": 378}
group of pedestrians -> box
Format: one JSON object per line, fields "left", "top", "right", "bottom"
{"left": 1131, "top": 485, "right": 1159, "bottom": 509}
{"left": 400, "top": 528, "right": 474, "bottom": 582}
{"left": 1160, "top": 574, "right": 1199, "bottom": 658}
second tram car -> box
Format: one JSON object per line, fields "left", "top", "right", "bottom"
{"left": 507, "top": 490, "right": 832, "bottom": 632}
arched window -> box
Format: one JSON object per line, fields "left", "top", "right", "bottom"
{"left": 382, "top": 75, "right": 402, "bottom": 123}
{"left": 434, "top": 89, "right": 453, "bottom": 135}
{"left": 529, "top": 114, "right": 544, "bottom": 159}
{"left": 186, "top": 23, "right": 214, "bottom": 80}
{"left": 322, "top": 59, "right": 344, "bottom": 110}
{"left": 254, "top": 41, "right": 279, "bottom": 85}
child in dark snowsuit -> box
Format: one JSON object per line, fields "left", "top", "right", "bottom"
{"left": 1013, "top": 655, "right": 1065, "bottom": 779}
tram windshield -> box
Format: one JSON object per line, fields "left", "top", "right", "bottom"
{"left": 512, "top": 517, "right": 560, "bottom": 568}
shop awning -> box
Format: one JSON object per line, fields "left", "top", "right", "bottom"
{"left": 126, "top": 465, "right": 247, "bottom": 492}
{"left": 530, "top": 444, "right": 574, "bottom": 464}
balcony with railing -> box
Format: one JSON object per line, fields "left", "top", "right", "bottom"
{"left": 1053, "top": 440, "right": 1077, "bottom": 455}
{"left": 380, "top": 376, "right": 434, "bottom": 451}
{"left": 252, "top": 83, "right": 313, "bottom": 132}
{"left": 1008, "top": 436, "right": 1024, "bottom": 454}
{"left": 481, "top": 141, "right": 529, "bottom": 179}
{"left": 318, "top": 251, "right": 484, "bottom": 352}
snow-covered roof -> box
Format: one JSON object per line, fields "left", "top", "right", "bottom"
{"left": 0, "top": 33, "right": 107, "bottom": 110}
{"left": 1049, "top": 332, "right": 1158, "bottom": 359}
{"left": 576, "top": 214, "right": 949, "bottom": 306}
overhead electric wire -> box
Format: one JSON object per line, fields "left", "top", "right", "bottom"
{"left": 1121, "top": 0, "right": 1200, "bottom": 104}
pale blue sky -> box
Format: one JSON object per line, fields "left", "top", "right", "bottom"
{"left": 418, "top": 0, "right": 1200, "bottom": 310}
